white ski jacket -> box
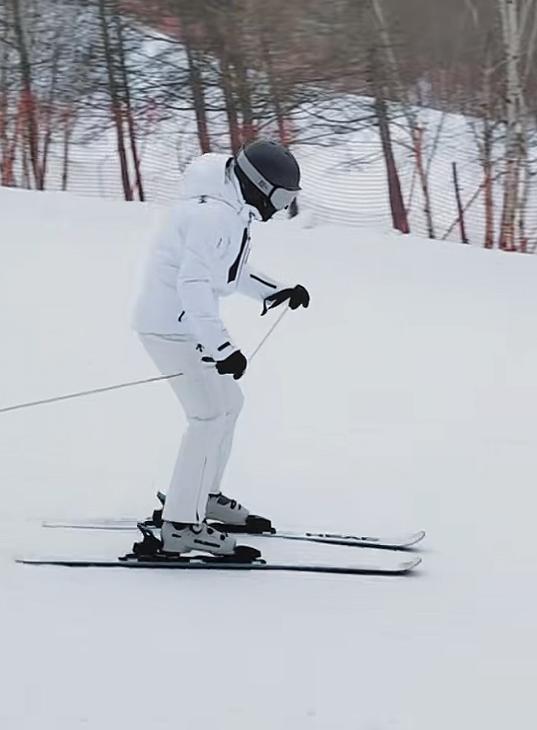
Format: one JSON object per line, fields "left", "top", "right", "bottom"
{"left": 133, "top": 153, "right": 286, "bottom": 361}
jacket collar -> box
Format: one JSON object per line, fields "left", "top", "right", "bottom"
{"left": 226, "top": 158, "right": 262, "bottom": 223}
{"left": 180, "top": 153, "right": 261, "bottom": 223}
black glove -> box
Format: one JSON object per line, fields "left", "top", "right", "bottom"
{"left": 261, "top": 284, "right": 310, "bottom": 316}
{"left": 215, "top": 350, "right": 248, "bottom": 380}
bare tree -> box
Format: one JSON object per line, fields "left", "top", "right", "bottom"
{"left": 370, "top": 0, "right": 434, "bottom": 237}
{"left": 97, "top": 0, "right": 133, "bottom": 199}
{"left": 9, "top": 0, "right": 42, "bottom": 187}
{"left": 369, "top": 47, "right": 409, "bottom": 234}
{"left": 182, "top": 17, "right": 213, "bottom": 153}
{"left": 497, "top": 0, "right": 528, "bottom": 251}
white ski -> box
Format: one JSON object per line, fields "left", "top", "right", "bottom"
{"left": 41, "top": 519, "right": 425, "bottom": 551}
{"left": 16, "top": 554, "right": 422, "bottom": 576}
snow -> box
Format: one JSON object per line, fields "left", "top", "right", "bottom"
{"left": 1, "top": 186, "right": 537, "bottom": 729}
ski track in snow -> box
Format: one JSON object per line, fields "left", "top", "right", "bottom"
{"left": 1, "top": 187, "right": 537, "bottom": 729}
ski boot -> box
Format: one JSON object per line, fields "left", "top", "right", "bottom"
{"left": 161, "top": 520, "right": 238, "bottom": 555}
{"left": 205, "top": 493, "right": 274, "bottom": 534}
{"left": 147, "top": 491, "right": 274, "bottom": 534}
{"left": 129, "top": 522, "right": 260, "bottom": 563}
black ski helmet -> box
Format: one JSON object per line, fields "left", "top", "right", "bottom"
{"left": 234, "top": 139, "right": 301, "bottom": 221}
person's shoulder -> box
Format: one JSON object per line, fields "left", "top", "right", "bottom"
{"left": 189, "top": 197, "right": 242, "bottom": 229}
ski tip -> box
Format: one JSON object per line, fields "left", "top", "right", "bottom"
{"left": 406, "top": 530, "right": 426, "bottom": 547}
{"left": 399, "top": 556, "right": 422, "bottom": 572}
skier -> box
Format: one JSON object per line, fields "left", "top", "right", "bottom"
{"left": 133, "top": 140, "right": 310, "bottom": 557}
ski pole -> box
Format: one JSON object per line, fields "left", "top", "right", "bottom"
{"left": 248, "top": 306, "right": 289, "bottom": 362}
{"left": 0, "top": 308, "right": 289, "bottom": 414}
{"left": 0, "top": 372, "right": 183, "bottom": 414}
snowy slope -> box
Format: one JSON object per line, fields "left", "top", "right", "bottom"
{"left": 1, "top": 187, "right": 537, "bottom": 729}
{"left": 40, "top": 97, "right": 537, "bottom": 247}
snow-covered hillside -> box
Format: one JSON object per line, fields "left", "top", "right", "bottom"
{"left": 1, "top": 187, "right": 537, "bottom": 729}
{"left": 43, "top": 98, "right": 537, "bottom": 248}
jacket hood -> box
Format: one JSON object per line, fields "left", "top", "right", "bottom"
{"left": 179, "top": 153, "right": 261, "bottom": 221}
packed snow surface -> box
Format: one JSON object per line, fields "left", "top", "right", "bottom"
{"left": 1, "top": 187, "right": 537, "bottom": 729}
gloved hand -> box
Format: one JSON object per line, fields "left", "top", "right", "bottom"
{"left": 215, "top": 350, "right": 248, "bottom": 380}
{"left": 261, "top": 284, "right": 310, "bottom": 316}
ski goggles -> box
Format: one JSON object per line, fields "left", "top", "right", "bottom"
{"left": 236, "top": 150, "right": 300, "bottom": 210}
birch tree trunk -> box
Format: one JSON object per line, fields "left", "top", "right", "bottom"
{"left": 0, "top": 44, "right": 12, "bottom": 185}
{"left": 1, "top": 93, "right": 23, "bottom": 187}
{"left": 498, "top": 0, "right": 526, "bottom": 251}
{"left": 482, "top": 116, "right": 495, "bottom": 249}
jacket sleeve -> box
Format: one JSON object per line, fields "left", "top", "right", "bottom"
{"left": 237, "top": 265, "right": 288, "bottom": 310}
{"left": 177, "top": 214, "right": 237, "bottom": 361}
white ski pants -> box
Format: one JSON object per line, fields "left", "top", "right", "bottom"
{"left": 139, "top": 334, "right": 244, "bottom": 524}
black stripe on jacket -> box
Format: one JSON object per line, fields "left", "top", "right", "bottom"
{"left": 228, "top": 229, "right": 249, "bottom": 283}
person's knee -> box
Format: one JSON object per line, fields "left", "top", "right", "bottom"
{"left": 189, "top": 410, "right": 227, "bottom": 425}
{"left": 185, "top": 385, "right": 243, "bottom": 424}
{"left": 227, "top": 388, "right": 244, "bottom": 419}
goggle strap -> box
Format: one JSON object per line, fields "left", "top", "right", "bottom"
{"left": 236, "top": 150, "right": 275, "bottom": 198}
